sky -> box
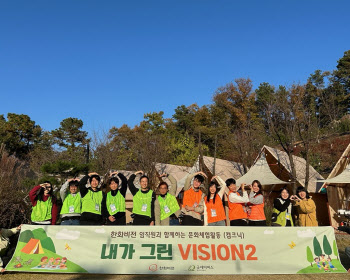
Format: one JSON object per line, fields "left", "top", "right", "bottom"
{"left": 1, "top": 0, "right": 350, "bottom": 136}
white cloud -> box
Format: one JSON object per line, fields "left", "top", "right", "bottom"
{"left": 55, "top": 229, "right": 80, "bottom": 240}
{"left": 297, "top": 229, "right": 316, "bottom": 238}
{"left": 95, "top": 228, "right": 106, "bottom": 234}
{"left": 264, "top": 230, "right": 274, "bottom": 235}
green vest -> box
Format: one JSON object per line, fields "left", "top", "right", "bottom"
{"left": 272, "top": 207, "right": 294, "bottom": 227}
{"left": 31, "top": 197, "right": 52, "bottom": 222}
{"left": 106, "top": 191, "right": 125, "bottom": 215}
{"left": 158, "top": 193, "right": 180, "bottom": 220}
{"left": 81, "top": 189, "right": 103, "bottom": 215}
{"left": 132, "top": 190, "right": 153, "bottom": 217}
{"left": 60, "top": 193, "right": 82, "bottom": 215}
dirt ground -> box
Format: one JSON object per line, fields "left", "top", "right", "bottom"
{"left": 2, "top": 234, "right": 349, "bottom": 280}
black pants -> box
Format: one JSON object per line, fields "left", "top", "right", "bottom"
{"left": 106, "top": 216, "right": 126, "bottom": 225}
{"left": 230, "top": 219, "right": 248, "bottom": 226}
{"left": 248, "top": 220, "right": 266, "bottom": 226}
{"left": 182, "top": 215, "right": 203, "bottom": 226}
{"left": 80, "top": 212, "right": 103, "bottom": 225}
{"left": 133, "top": 215, "right": 152, "bottom": 225}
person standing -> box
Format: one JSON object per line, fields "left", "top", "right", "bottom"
{"left": 29, "top": 181, "right": 58, "bottom": 225}
{"left": 272, "top": 187, "right": 294, "bottom": 227}
{"left": 226, "top": 178, "right": 249, "bottom": 226}
{"left": 203, "top": 176, "right": 227, "bottom": 226}
{"left": 292, "top": 186, "right": 318, "bottom": 226}
{"left": 60, "top": 179, "right": 82, "bottom": 225}
{"left": 247, "top": 180, "right": 266, "bottom": 226}
{"left": 181, "top": 171, "right": 207, "bottom": 226}
{"left": 155, "top": 173, "right": 181, "bottom": 226}
{"left": 79, "top": 172, "right": 107, "bottom": 225}
{"left": 128, "top": 170, "right": 155, "bottom": 225}
{"left": 105, "top": 171, "right": 128, "bottom": 225}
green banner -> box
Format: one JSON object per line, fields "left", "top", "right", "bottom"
{"left": 6, "top": 225, "right": 347, "bottom": 274}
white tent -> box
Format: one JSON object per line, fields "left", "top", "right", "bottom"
{"left": 319, "top": 163, "right": 350, "bottom": 184}
{"left": 236, "top": 153, "right": 290, "bottom": 186}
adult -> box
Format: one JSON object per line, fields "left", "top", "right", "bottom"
{"left": 60, "top": 179, "right": 81, "bottom": 225}
{"left": 247, "top": 180, "right": 266, "bottom": 226}
{"left": 105, "top": 171, "right": 128, "bottom": 225}
{"left": 202, "top": 176, "right": 227, "bottom": 226}
{"left": 155, "top": 173, "right": 181, "bottom": 226}
{"left": 79, "top": 172, "right": 107, "bottom": 225}
{"left": 292, "top": 186, "right": 318, "bottom": 226}
{"left": 29, "top": 181, "right": 58, "bottom": 225}
{"left": 128, "top": 170, "right": 155, "bottom": 225}
{"left": 271, "top": 187, "right": 294, "bottom": 227}
{"left": 0, "top": 225, "right": 21, "bottom": 273}
{"left": 182, "top": 171, "right": 207, "bottom": 226}
{"left": 226, "top": 178, "right": 249, "bottom": 226}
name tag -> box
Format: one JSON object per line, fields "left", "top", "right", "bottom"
{"left": 69, "top": 206, "right": 74, "bottom": 213}
{"left": 110, "top": 204, "right": 116, "bottom": 212}
{"left": 141, "top": 204, "right": 148, "bottom": 212}
{"left": 95, "top": 204, "right": 100, "bottom": 211}
{"left": 164, "top": 205, "right": 170, "bottom": 214}
{"left": 211, "top": 209, "right": 217, "bottom": 217}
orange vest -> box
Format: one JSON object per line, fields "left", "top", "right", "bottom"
{"left": 248, "top": 194, "right": 266, "bottom": 221}
{"left": 205, "top": 194, "right": 226, "bottom": 224}
{"left": 183, "top": 188, "right": 203, "bottom": 214}
{"left": 228, "top": 191, "right": 247, "bottom": 220}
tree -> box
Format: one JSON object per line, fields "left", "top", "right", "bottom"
{"left": 313, "top": 237, "right": 322, "bottom": 257}
{"left": 322, "top": 235, "right": 332, "bottom": 257}
{"left": 306, "top": 246, "right": 314, "bottom": 267}
{"left": 51, "top": 117, "right": 89, "bottom": 153}
{"left": 211, "top": 78, "right": 265, "bottom": 170}
{"left": 0, "top": 113, "right": 42, "bottom": 158}
{"left": 256, "top": 84, "right": 299, "bottom": 192}
{"left": 334, "top": 50, "right": 350, "bottom": 94}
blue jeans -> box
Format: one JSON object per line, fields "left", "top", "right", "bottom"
{"left": 170, "top": 218, "right": 180, "bottom": 226}
{"left": 61, "top": 219, "right": 80, "bottom": 225}
{"left": 208, "top": 220, "right": 226, "bottom": 226}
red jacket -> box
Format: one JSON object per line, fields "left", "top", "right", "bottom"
{"left": 29, "top": 185, "right": 58, "bottom": 225}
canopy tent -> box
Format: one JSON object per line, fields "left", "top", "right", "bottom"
{"left": 236, "top": 153, "right": 290, "bottom": 186}
{"left": 155, "top": 162, "right": 192, "bottom": 196}
{"left": 262, "top": 145, "right": 324, "bottom": 193}
{"left": 319, "top": 143, "right": 350, "bottom": 226}
{"left": 319, "top": 163, "right": 350, "bottom": 184}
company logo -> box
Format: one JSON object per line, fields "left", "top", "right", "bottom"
{"left": 149, "top": 264, "right": 158, "bottom": 272}
{"left": 188, "top": 265, "right": 195, "bottom": 271}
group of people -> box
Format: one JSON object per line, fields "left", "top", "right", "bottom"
{"left": 1, "top": 170, "right": 350, "bottom": 273}
{"left": 27, "top": 170, "right": 319, "bottom": 227}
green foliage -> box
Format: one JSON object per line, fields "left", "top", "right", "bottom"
{"left": 41, "top": 160, "right": 89, "bottom": 177}
{"left": 0, "top": 113, "right": 42, "bottom": 158}
{"left": 306, "top": 246, "right": 314, "bottom": 266}
{"left": 313, "top": 236, "right": 323, "bottom": 257}
{"left": 32, "top": 228, "right": 47, "bottom": 240}
{"left": 41, "top": 237, "right": 56, "bottom": 253}
{"left": 323, "top": 235, "right": 332, "bottom": 256}
{"left": 264, "top": 202, "right": 273, "bottom": 226}
{"left": 334, "top": 50, "right": 350, "bottom": 94}
{"left": 51, "top": 117, "right": 89, "bottom": 150}
{"left": 336, "top": 116, "right": 350, "bottom": 133}
{"left": 19, "top": 230, "right": 34, "bottom": 243}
